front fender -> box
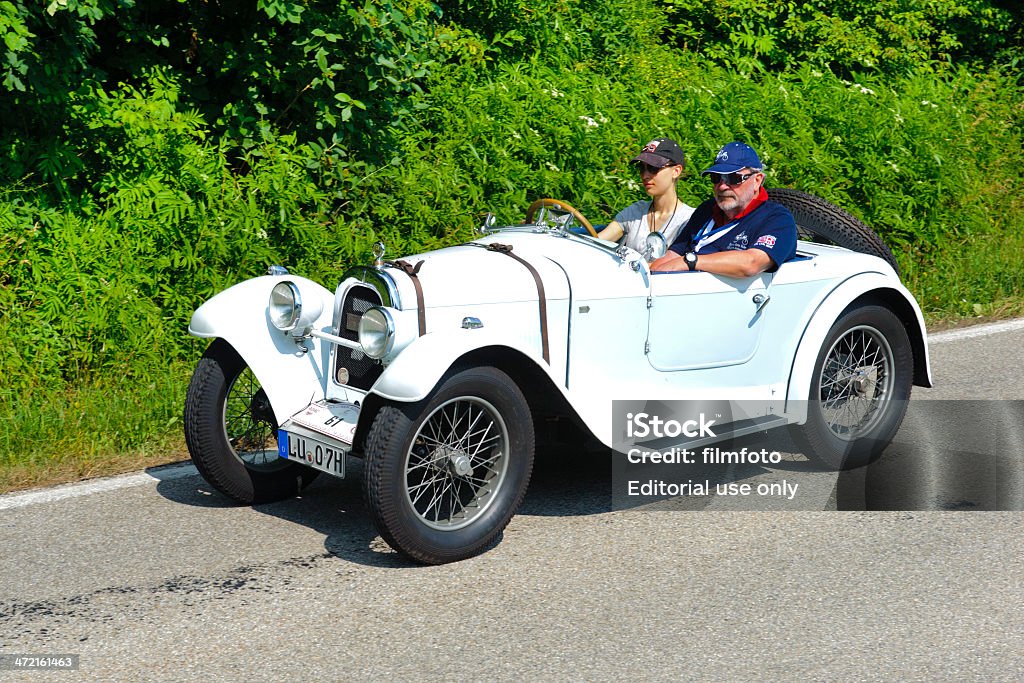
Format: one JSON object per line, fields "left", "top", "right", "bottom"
{"left": 785, "top": 272, "right": 932, "bottom": 413}
{"left": 370, "top": 329, "right": 562, "bottom": 403}
{"left": 189, "top": 275, "right": 335, "bottom": 424}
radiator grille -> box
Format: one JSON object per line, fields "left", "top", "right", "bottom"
{"left": 333, "top": 285, "right": 384, "bottom": 390}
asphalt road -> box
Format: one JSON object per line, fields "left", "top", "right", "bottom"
{"left": 1, "top": 320, "right": 1023, "bottom": 681}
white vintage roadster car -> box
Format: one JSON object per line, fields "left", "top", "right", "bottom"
{"left": 185, "top": 190, "right": 932, "bottom": 563}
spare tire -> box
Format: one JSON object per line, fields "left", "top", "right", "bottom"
{"left": 767, "top": 188, "right": 899, "bottom": 275}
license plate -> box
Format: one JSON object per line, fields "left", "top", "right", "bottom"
{"left": 287, "top": 401, "right": 359, "bottom": 444}
{"left": 278, "top": 430, "right": 346, "bottom": 478}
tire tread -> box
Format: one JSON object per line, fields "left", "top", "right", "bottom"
{"left": 768, "top": 188, "right": 899, "bottom": 274}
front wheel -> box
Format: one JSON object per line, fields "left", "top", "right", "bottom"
{"left": 183, "top": 339, "right": 319, "bottom": 503}
{"left": 791, "top": 305, "right": 913, "bottom": 470}
{"left": 363, "top": 367, "right": 535, "bottom": 564}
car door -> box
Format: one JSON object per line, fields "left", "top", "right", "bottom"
{"left": 646, "top": 270, "right": 772, "bottom": 371}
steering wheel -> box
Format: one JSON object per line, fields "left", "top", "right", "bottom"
{"left": 524, "top": 198, "right": 599, "bottom": 238}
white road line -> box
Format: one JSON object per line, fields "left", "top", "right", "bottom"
{"left": 0, "top": 462, "right": 198, "bottom": 511}
{"left": 929, "top": 317, "right": 1024, "bottom": 344}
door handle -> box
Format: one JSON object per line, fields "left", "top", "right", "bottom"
{"left": 753, "top": 293, "right": 770, "bottom": 312}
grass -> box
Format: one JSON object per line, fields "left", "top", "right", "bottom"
{"left": 900, "top": 226, "right": 1024, "bottom": 324}
{"left": 0, "top": 434, "right": 188, "bottom": 494}
{"left": 0, "top": 363, "right": 192, "bottom": 493}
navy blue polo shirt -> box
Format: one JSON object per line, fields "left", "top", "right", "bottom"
{"left": 668, "top": 196, "right": 797, "bottom": 271}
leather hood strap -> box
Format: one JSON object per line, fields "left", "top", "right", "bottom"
{"left": 387, "top": 259, "right": 426, "bottom": 336}
{"left": 471, "top": 242, "right": 550, "bottom": 364}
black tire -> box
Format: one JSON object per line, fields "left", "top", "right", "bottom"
{"left": 363, "top": 366, "right": 535, "bottom": 564}
{"left": 767, "top": 188, "right": 899, "bottom": 274}
{"left": 184, "top": 339, "right": 319, "bottom": 503}
{"left": 790, "top": 305, "right": 913, "bottom": 470}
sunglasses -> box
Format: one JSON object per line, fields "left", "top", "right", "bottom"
{"left": 635, "top": 162, "right": 671, "bottom": 175}
{"left": 708, "top": 171, "right": 759, "bottom": 186}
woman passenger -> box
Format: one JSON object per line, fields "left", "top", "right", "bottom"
{"left": 597, "top": 137, "right": 695, "bottom": 259}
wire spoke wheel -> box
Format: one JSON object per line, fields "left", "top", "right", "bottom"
{"left": 223, "top": 367, "right": 284, "bottom": 471}
{"left": 184, "top": 339, "right": 318, "bottom": 503}
{"left": 791, "top": 305, "right": 913, "bottom": 470}
{"left": 363, "top": 366, "right": 534, "bottom": 564}
{"left": 818, "top": 325, "right": 894, "bottom": 440}
{"left": 404, "top": 397, "right": 510, "bottom": 531}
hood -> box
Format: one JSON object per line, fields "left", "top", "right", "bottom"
{"left": 380, "top": 230, "right": 650, "bottom": 310}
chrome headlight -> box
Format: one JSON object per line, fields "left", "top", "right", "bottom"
{"left": 358, "top": 306, "right": 395, "bottom": 359}
{"left": 269, "top": 282, "right": 301, "bottom": 331}
{"left": 269, "top": 280, "right": 323, "bottom": 336}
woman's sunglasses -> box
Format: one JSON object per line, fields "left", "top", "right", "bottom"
{"left": 635, "top": 162, "right": 671, "bottom": 175}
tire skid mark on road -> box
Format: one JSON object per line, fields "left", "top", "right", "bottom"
{"left": 0, "top": 553, "right": 334, "bottom": 644}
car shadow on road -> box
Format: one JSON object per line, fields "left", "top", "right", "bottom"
{"left": 153, "top": 459, "right": 407, "bottom": 568}
{"left": 151, "top": 435, "right": 829, "bottom": 568}
{"left": 152, "top": 447, "right": 626, "bottom": 568}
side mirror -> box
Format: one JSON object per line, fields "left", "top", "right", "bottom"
{"left": 644, "top": 232, "right": 667, "bottom": 261}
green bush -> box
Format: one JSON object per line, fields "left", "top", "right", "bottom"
{"left": 658, "top": 0, "right": 1023, "bottom": 77}
{"left": 2, "top": 0, "right": 1023, "bottom": 480}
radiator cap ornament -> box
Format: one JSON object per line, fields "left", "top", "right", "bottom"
{"left": 373, "top": 241, "right": 386, "bottom": 269}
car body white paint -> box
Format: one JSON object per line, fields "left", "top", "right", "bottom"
{"left": 189, "top": 225, "right": 931, "bottom": 448}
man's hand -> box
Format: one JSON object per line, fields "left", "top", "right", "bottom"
{"left": 651, "top": 249, "right": 774, "bottom": 277}
{"left": 649, "top": 251, "right": 687, "bottom": 272}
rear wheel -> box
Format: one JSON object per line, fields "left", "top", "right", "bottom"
{"left": 791, "top": 305, "right": 913, "bottom": 470}
{"left": 363, "top": 367, "right": 534, "bottom": 564}
{"left": 184, "top": 339, "right": 318, "bottom": 503}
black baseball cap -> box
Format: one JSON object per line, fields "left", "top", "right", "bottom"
{"left": 631, "top": 138, "right": 686, "bottom": 168}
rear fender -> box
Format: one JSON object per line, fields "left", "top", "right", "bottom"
{"left": 785, "top": 273, "right": 932, "bottom": 419}
{"left": 189, "top": 275, "right": 336, "bottom": 424}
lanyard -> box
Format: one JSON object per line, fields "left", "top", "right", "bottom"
{"left": 693, "top": 218, "right": 740, "bottom": 252}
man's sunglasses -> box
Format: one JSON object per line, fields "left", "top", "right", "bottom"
{"left": 708, "top": 171, "right": 759, "bottom": 186}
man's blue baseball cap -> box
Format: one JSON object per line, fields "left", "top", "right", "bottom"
{"left": 701, "top": 142, "right": 763, "bottom": 175}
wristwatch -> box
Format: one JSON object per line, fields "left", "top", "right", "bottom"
{"left": 684, "top": 251, "right": 698, "bottom": 271}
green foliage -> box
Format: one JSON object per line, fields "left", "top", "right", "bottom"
{"left": 2, "top": 0, "right": 1024, "bottom": 482}
{"left": 659, "top": 0, "right": 1023, "bottom": 77}
{"left": 435, "top": 0, "right": 667, "bottom": 69}
{"left": 0, "top": 360, "right": 191, "bottom": 489}
{"left": 0, "top": 0, "right": 32, "bottom": 91}
{"left": 0, "top": 0, "right": 475, "bottom": 174}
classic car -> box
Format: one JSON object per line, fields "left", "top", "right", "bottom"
{"left": 184, "top": 189, "right": 932, "bottom": 564}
